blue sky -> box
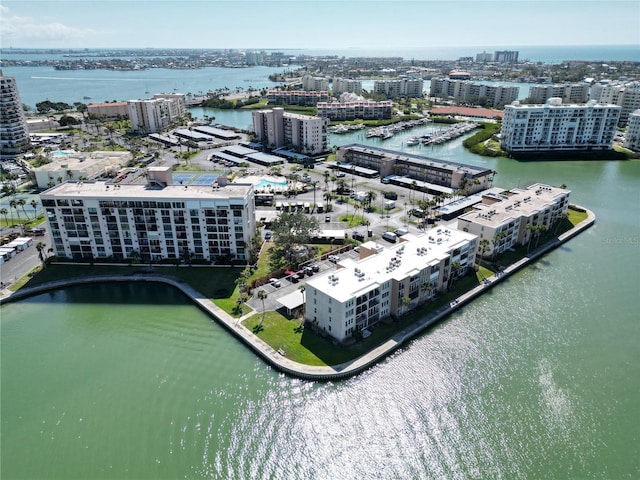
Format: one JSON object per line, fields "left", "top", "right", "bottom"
{"left": 1, "top": 1, "right": 638, "bottom": 49}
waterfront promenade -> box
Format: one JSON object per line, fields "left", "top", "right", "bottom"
{"left": 0, "top": 208, "right": 595, "bottom": 381}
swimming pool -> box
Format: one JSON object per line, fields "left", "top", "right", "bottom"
{"left": 256, "top": 179, "right": 287, "bottom": 189}
{"left": 51, "top": 150, "right": 73, "bottom": 158}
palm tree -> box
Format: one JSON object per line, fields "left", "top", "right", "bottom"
{"left": 30, "top": 200, "right": 39, "bottom": 221}
{"left": 311, "top": 181, "right": 319, "bottom": 212}
{"left": 298, "top": 284, "right": 306, "bottom": 319}
{"left": 323, "top": 191, "right": 333, "bottom": 211}
{"left": 36, "top": 241, "right": 48, "bottom": 268}
{"left": 17, "top": 199, "right": 28, "bottom": 223}
{"left": 554, "top": 211, "right": 569, "bottom": 234}
{"left": 9, "top": 199, "right": 21, "bottom": 227}
{"left": 365, "top": 190, "right": 377, "bottom": 212}
{"left": 323, "top": 171, "right": 330, "bottom": 191}
{"left": 400, "top": 295, "right": 411, "bottom": 316}
{"left": 257, "top": 289, "right": 268, "bottom": 326}
{"left": 491, "top": 232, "right": 507, "bottom": 260}
{"left": 0, "top": 207, "right": 9, "bottom": 226}
{"left": 478, "top": 238, "right": 491, "bottom": 261}
{"left": 448, "top": 261, "right": 462, "bottom": 289}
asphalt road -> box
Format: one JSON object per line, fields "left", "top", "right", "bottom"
{"left": 0, "top": 227, "right": 52, "bottom": 288}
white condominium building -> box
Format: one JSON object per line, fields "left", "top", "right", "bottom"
{"left": 302, "top": 74, "right": 329, "bottom": 92}
{"left": 500, "top": 98, "right": 620, "bottom": 152}
{"left": 40, "top": 173, "right": 255, "bottom": 262}
{"left": 127, "top": 94, "right": 186, "bottom": 134}
{"left": 332, "top": 78, "right": 363, "bottom": 95}
{"left": 305, "top": 229, "right": 478, "bottom": 343}
{"left": 430, "top": 78, "right": 519, "bottom": 107}
{"left": 316, "top": 100, "right": 392, "bottom": 121}
{"left": 457, "top": 183, "right": 570, "bottom": 258}
{"left": 373, "top": 77, "right": 424, "bottom": 98}
{"left": 0, "top": 69, "right": 31, "bottom": 155}
{"left": 252, "top": 108, "right": 328, "bottom": 155}
{"left": 528, "top": 83, "right": 590, "bottom": 104}
{"left": 266, "top": 90, "right": 330, "bottom": 106}
{"left": 624, "top": 109, "right": 640, "bottom": 151}
{"left": 589, "top": 81, "right": 640, "bottom": 125}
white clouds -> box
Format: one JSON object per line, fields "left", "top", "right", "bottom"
{"left": 0, "top": 6, "right": 96, "bottom": 44}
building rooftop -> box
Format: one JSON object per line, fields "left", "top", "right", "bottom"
{"left": 34, "top": 150, "right": 131, "bottom": 171}
{"left": 41, "top": 180, "right": 253, "bottom": 199}
{"left": 458, "top": 183, "right": 569, "bottom": 227}
{"left": 306, "top": 228, "right": 476, "bottom": 303}
{"left": 341, "top": 144, "right": 492, "bottom": 177}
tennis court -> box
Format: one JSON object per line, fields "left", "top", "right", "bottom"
{"left": 172, "top": 173, "right": 195, "bottom": 185}
{"left": 191, "top": 174, "right": 219, "bottom": 186}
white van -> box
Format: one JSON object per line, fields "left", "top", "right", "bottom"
{"left": 394, "top": 228, "right": 409, "bottom": 236}
{"left": 382, "top": 231, "right": 397, "bottom": 243}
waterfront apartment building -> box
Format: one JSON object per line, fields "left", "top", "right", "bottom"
{"left": 252, "top": 108, "right": 328, "bottom": 155}
{"left": 624, "top": 109, "right": 640, "bottom": 151}
{"left": 0, "top": 69, "right": 31, "bottom": 156}
{"left": 127, "top": 94, "right": 185, "bottom": 134}
{"left": 494, "top": 50, "right": 519, "bottom": 63}
{"left": 332, "top": 78, "right": 363, "bottom": 95}
{"left": 40, "top": 174, "right": 255, "bottom": 262}
{"left": 305, "top": 228, "right": 478, "bottom": 343}
{"left": 589, "top": 81, "right": 640, "bottom": 125}
{"left": 373, "top": 77, "right": 424, "bottom": 98}
{"left": 337, "top": 144, "right": 493, "bottom": 193}
{"left": 316, "top": 100, "right": 392, "bottom": 121}
{"left": 500, "top": 99, "right": 621, "bottom": 152}
{"left": 87, "top": 102, "right": 129, "bottom": 119}
{"left": 429, "top": 78, "right": 519, "bottom": 108}
{"left": 528, "top": 83, "right": 590, "bottom": 104}
{"left": 476, "top": 51, "right": 493, "bottom": 62}
{"left": 266, "top": 90, "right": 330, "bottom": 106}
{"left": 302, "top": 74, "right": 329, "bottom": 92}
{"left": 457, "top": 184, "right": 570, "bottom": 258}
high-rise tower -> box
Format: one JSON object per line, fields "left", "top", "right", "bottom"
{"left": 0, "top": 69, "right": 31, "bottom": 156}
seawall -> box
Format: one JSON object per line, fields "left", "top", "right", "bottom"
{"left": 0, "top": 207, "right": 596, "bottom": 381}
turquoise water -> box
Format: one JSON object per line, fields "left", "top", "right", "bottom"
{"left": 255, "top": 179, "right": 287, "bottom": 189}
{"left": 51, "top": 150, "right": 72, "bottom": 157}
{"left": 2, "top": 50, "right": 640, "bottom": 479}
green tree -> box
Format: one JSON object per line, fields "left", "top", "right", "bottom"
{"left": 9, "top": 199, "right": 21, "bottom": 227}
{"left": 36, "top": 241, "right": 49, "bottom": 268}
{"left": 448, "top": 261, "right": 462, "bottom": 289}
{"left": 0, "top": 207, "right": 9, "bottom": 225}
{"left": 269, "top": 211, "right": 319, "bottom": 265}
{"left": 257, "top": 289, "right": 268, "bottom": 326}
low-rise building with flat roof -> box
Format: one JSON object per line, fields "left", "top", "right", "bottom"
{"left": 34, "top": 150, "right": 132, "bottom": 188}
{"left": 305, "top": 228, "right": 478, "bottom": 343}
{"left": 337, "top": 144, "right": 494, "bottom": 193}
{"left": 457, "top": 183, "right": 570, "bottom": 258}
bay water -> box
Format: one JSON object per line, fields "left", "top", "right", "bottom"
{"left": 1, "top": 50, "right": 639, "bottom": 479}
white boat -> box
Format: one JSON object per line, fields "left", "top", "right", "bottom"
{"left": 406, "top": 137, "right": 419, "bottom": 146}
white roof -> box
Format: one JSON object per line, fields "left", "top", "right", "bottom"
{"left": 307, "top": 228, "right": 477, "bottom": 303}
{"left": 277, "top": 290, "right": 305, "bottom": 311}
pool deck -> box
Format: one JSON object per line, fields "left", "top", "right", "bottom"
{"left": 0, "top": 207, "right": 595, "bottom": 381}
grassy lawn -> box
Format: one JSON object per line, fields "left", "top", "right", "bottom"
{"left": 339, "top": 213, "right": 368, "bottom": 227}
{"left": 242, "top": 269, "right": 489, "bottom": 367}
{"left": 241, "top": 99, "right": 269, "bottom": 109}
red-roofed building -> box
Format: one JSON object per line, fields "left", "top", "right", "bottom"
{"left": 430, "top": 106, "right": 504, "bottom": 119}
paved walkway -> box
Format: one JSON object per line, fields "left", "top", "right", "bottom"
{"left": 0, "top": 208, "right": 596, "bottom": 380}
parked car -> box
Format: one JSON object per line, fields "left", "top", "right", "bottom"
{"left": 311, "top": 264, "right": 320, "bottom": 272}
{"left": 264, "top": 231, "right": 272, "bottom": 240}
{"left": 303, "top": 266, "right": 314, "bottom": 276}
{"left": 382, "top": 231, "right": 398, "bottom": 243}
{"left": 394, "top": 228, "right": 409, "bottom": 236}
{"left": 268, "top": 278, "right": 281, "bottom": 288}
{"left": 383, "top": 191, "right": 398, "bottom": 200}
{"left": 328, "top": 255, "right": 340, "bottom": 263}
{"left": 325, "top": 215, "right": 331, "bottom": 222}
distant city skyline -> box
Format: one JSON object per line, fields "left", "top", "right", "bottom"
{"left": 1, "top": 1, "right": 638, "bottom": 50}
